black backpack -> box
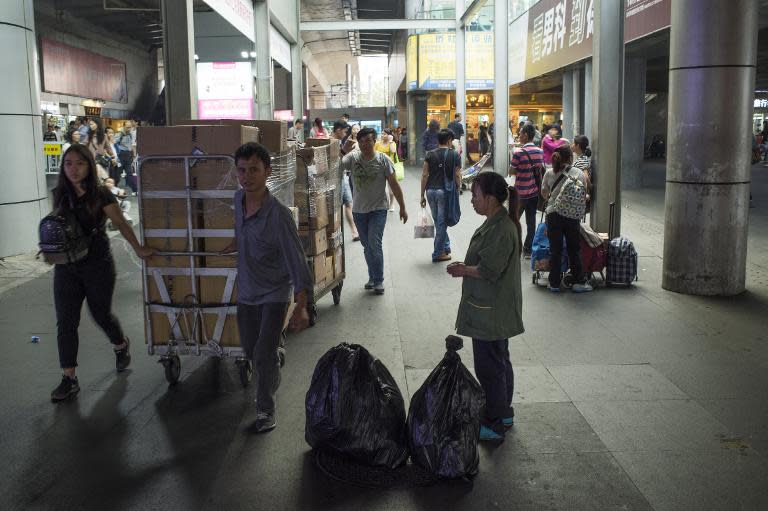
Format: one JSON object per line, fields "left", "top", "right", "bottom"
{"left": 38, "top": 201, "right": 93, "bottom": 265}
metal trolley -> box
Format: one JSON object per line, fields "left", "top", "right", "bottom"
{"left": 296, "top": 147, "right": 345, "bottom": 326}
{"left": 137, "top": 154, "right": 287, "bottom": 386}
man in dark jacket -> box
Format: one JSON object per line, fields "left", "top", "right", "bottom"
{"left": 422, "top": 119, "right": 440, "bottom": 153}
{"left": 447, "top": 113, "right": 465, "bottom": 140}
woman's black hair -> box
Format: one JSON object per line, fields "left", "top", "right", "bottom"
{"left": 53, "top": 144, "right": 103, "bottom": 217}
{"left": 88, "top": 117, "right": 106, "bottom": 145}
{"left": 551, "top": 144, "right": 573, "bottom": 174}
{"left": 574, "top": 134, "right": 592, "bottom": 157}
{"left": 313, "top": 117, "right": 323, "bottom": 128}
{"left": 472, "top": 172, "right": 522, "bottom": 254}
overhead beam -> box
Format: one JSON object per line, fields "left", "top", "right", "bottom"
{"left": 300, "top": 19, "right": 454, "bottom": 31}
{"left": 460, "top": 0, "right": 488, "bottom": 27}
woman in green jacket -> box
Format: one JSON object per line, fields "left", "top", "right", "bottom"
{"left": 447, "top": 172, "right": 524, "bottom": 441}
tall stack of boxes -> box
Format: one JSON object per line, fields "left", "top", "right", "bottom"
{"left": 296, "top": 138, "right": 344, "bottom": 293}
{"left": 138, "top": 121, "right": 296, "bottom": 349}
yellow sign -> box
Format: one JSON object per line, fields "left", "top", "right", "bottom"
{"left": 465, "top": 32, "right": 494, "bottom": 88}
{"left": 407, "top": 35, "right": 418, "bottom": 90}
{"left": 44, "top": 143, "right": 62, "bottom": 156}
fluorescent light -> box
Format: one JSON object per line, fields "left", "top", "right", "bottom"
{"left": 241, "top": 51, "right": 249, "bottom": 58}
{"left": 249, "top": 51, "right": 257, "bottom": 58}
{"left": 194, "top": 54, "right": 199, "bottom": 60}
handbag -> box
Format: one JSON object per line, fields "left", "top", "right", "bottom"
{"left": 442, "top": 149, "right": 461, "bottom": 227}
{"left": 393, "top": 151, "right": 405, "bottom": 181}
{"left": 550, "top": 169, "right": 587, "bottom": 220}
{"left": 414, "top": 207, "right": 435, "bottom": 238}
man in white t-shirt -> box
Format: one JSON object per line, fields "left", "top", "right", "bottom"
{"left": 340, "top": 127, "right": 408, "bottom": 295}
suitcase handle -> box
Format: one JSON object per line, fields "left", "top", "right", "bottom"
{"left": 608, "top": 201, "right": 616, "bottom": 239}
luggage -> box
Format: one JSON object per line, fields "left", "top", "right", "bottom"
{"left": 580, "top": 237, "right": 607, "bottom": 275}
{"left": 305, "top": 343, "right": 408, "bottom": 469}
{"left": 606, "top": 236, "right": 638, "bottom": 285}
{"left": 531, "top": 222, "right": 568, "bottom": 273}
{"left": 407, "top": 335, "right": 484, "bottom": 479}
{"left": 550, "top": 172, "right": 587, "bottom": 220}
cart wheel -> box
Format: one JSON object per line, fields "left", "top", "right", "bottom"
{"left": 563, "top": 273, "right": 575, "bottom": 289}
{"left": 162, "top": 354, "right": 181, "bottom": 385}
{"left": 308, "top": 304, "right": 318, "bottom": 327}
{"left": 236, "top": 358, "right": 253, "bottom": 387}
{"left": 332, "top": 283, "right": 343, "bottom": 305}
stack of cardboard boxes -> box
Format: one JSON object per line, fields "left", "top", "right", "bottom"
{"left": 295, "top": 138, "right": 344, "bottom": 293}
{"left": 138, "top": 121, "right": 295, "bottom": 349}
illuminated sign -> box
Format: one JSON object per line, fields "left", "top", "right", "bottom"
{"left": 84, "top": 106, "right": 102, "bottom": 117}
{"left": 196, "top": 62, "right": 254, "bottom": 120}
{"left": 406, "top": 35, "right": 418, "bottom": 90}
{"left": 411, "top": 32, "right": 494, "bottom": 91}
{"left": 755, "top": 99, "right": 768, "bottom": 108}
{"left": 44, "top": 143, "right": 62, "bottom": 156}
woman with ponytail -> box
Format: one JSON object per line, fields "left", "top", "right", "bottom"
{"left": 540, "top": 145, "right": 592, "bottom": 293}
{"left": 572, "top": 135, "right": 593, "bottom": 209}
{"left": 447, "top": 171, "right": 524, "bottom": 442}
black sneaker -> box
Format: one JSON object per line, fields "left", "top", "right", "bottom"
{"left": 115, "top": 338, "right": 131, "bottom": 372}
{"left": 51, "top": 375, "right": 80, "bottom": 402}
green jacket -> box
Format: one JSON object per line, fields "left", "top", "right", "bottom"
{"left": 455, "top": 208, "right": 524, "bottom": 340}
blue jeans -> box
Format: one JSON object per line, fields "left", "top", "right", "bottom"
{"left": 426, "top": 188, "right": 450, "bottom": 259}
{"left": 353, "top": 210, "right": 388, "bottom": 284}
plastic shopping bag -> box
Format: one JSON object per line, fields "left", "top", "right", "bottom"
{"left": 305, "top": 343, "right": 408, "bottom": 469}
{"left": 414, "top": 207, "right": 435, "bottom": 239}
{"left": 407, "top": 335, "right": 484, "bottom": 479}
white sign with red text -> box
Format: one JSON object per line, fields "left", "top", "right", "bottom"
{"left": 197, "top": 61, "right": 253, "bottom": 120}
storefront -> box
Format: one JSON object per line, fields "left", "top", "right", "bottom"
{"left": 754, "top": 94, "right": 768, "bottom": 133}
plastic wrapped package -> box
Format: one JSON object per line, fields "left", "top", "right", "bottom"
{"left": 305, "top": 343, "right": 408, "bottom": 469}
{"left": 295, "top": 147, "right": 331, "bottom": 230}
{"left": 407, "top": 335, "right": 485, "bottom": 479}
{"left": 269, "top": 147, "right": 296, "bottom": 207}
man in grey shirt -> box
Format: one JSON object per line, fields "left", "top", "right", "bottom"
{"left": 340, "top": 127, "right": 408, "bottom": 295}
{"left": 221, "top": 142, "right": 312, "bottom": 433}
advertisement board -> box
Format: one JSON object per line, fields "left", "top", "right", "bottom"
{"left": 413, "top": 32, "right": 494, "bottom": 90}
{"left": 197, "top": 62, "right": 254, "bottom": 120}
{"left": 509, "top": 0, "right": 671, "bottom": 85}
{"left": 41, "top": 38, "right": 127, "bottom": 103}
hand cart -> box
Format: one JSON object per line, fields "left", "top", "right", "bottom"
{"left": 138, "top": 154, "right": 288, "bottom": 386}
{"left": 460, "top": 152, "right": 491, "bottom": 194}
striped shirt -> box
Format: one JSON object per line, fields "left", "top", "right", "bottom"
{"left": 511, "top": 143, "right": 544, "bottom": 199}
{"left": 573, "top": 154, "right": 590, "bottom": 173}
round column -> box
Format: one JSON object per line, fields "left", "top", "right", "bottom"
{"left": 662, "top": 0, "right": 758, "bottom": 295}
{"left": 0, "top": 0, "right": 47, "bottom": 258}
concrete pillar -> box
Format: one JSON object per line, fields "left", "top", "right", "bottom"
{"left": 590, "top": 0, "right": 624, "bottom": 235}
{"left": 411, "top": 92, "right": 429, "bottom": 162}
{"left": 562, "top": 70, "right": 573, "bottom": 140}
{"left": 254, "top": 0, "right": 273, "bottom": 119}
{"left": 0, "top": 0, "right": 47, "bottom": 257}
{"left": 291, "top": 41, "right": 303, "bottom": 118}
{"left": 162, "top": 0, "right": 197, "bottom": 124}
{"left": 584, "top": 59, "right": 593, "bottom": 142}
{"left": 455, "top": 0, "right": 466, "bottom": 167}
{"left": 493, "top": 0, "right": 509, "bottom": 175}
{"left": 572, "top": 66, "right": 582, "bottom": 136}
{"left": 662, "top": 0, "right": 757, "bottom": 296}
{"left": 621, "top": 57, "right": 646, "bottom": 189}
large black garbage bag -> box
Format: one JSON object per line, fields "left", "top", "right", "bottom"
{"left": 305, "top": 343, "right": 408, "bottom": 468}
{"left": 407, "top": 335, "right": 485, "bottom": 478}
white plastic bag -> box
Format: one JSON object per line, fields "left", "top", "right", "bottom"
{"left": 414, "top": 207, "right": 435, "bottom": 239}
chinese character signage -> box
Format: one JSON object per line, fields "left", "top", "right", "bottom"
{"left": 196, "top": 62, "right": 254, "bottom": 120}
{"left": 407, "top": 35, "right": 418, "bottom": 90}
{"left": 510, "top": 0, "right": 671, "bottom": 85}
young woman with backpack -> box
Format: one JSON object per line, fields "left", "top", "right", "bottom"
{"left": 540, "top": 144, "right": 592, "bottom": 293}
{"left": 47, "top": 144, "right": 154, "bottom": 402}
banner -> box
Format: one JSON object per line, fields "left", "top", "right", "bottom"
{"left": 509, "top": 0, "right": 671, "bottom": 85}
{"left": 418, "top": 33, "right": 456, "bottom": 89}
{"left": 413, "top": 32, "right": 494, "bottom": 90}
{"left": 41, "top": 38, "right": 127, "bottom": 103}
{"left": 465, "top": 32, "right": 494, "bottom": 89}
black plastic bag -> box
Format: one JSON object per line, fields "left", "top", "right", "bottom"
{"left": 305, "top": 343, "right": 408, "bottom": 468}
{"left": 407, "top": 335, "right": 485, "bottom": 479}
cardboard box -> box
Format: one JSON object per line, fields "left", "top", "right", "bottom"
{"left": 145, "top": 237, "right": 200, "bottom": 268}
{"left": 305, "top": 138, "right": 340, "bottom": 174}
{"left": 199, "top": 275, "right": 237, "bottom": 305}
{"left": 138, "top": 125, "right": 259, "bottom": 158}
{"left": 325, "top": 255, "right": 334, "bottom": 282}
{"left": 146, "top": 311, "right": 200, "bottom": 345}
{"left": 202, "top": 198, "right": 235, "bottom": 230}
{"left": 295, "top": 189, "right": 329, "bottom": 230}
{"left": 141, "top": 198, "right": 192, "bottom": 230}
{"left": 333, "top": 246, "right": 343, "bottom": 278}
{"left": 310, "top": 254, "right": 326, "bottom": 284}
{"left": 200, "top": 237, "right": 237, "bottom": 268}
{"left": 175, "top": 119, "right": 287, "bottom": 154}
{"left": 146, "top": 273, "right": 197, "bottom": 305}
{"left": 327, "top": 227, "right": 343, "bottom": 250}
{"left": 299, "top": 229, "right": 328, "bottom": 256}
{"left": 201, "top": 312, "right": 240, "bottom": 347}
